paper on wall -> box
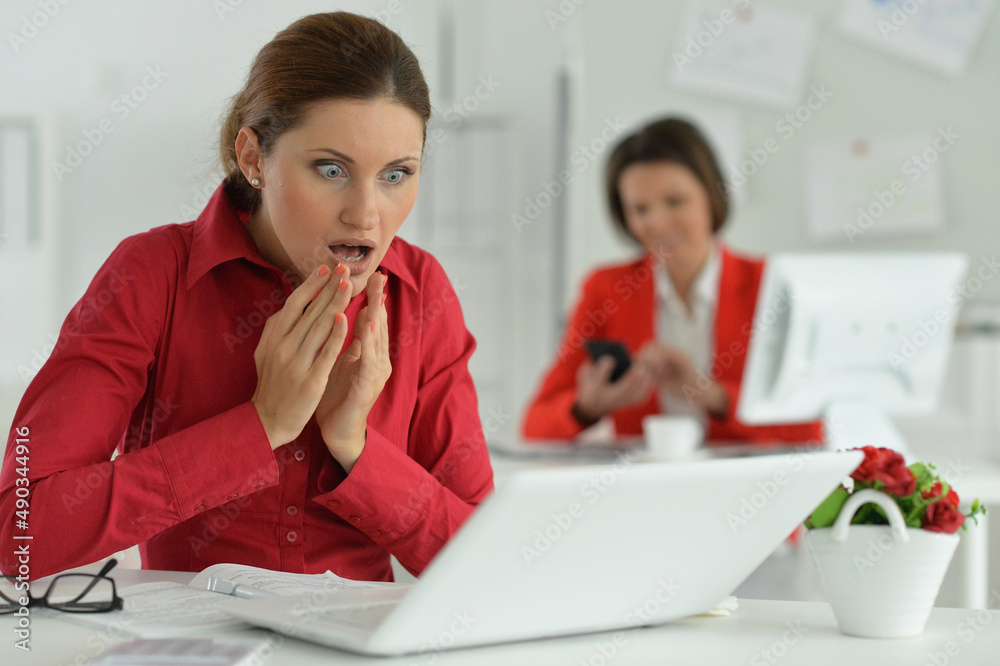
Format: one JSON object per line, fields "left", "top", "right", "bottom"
{"left": 839, "top": 0, "right": 994, "bottom": 76}
{"left": 670, "top": 0, "right": 818, "bottom": 110}
{"left": 804, "top": 133, "right": 948, "bottom": 243}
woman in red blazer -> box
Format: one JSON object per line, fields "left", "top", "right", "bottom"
{"left": 523, "top": 118, "right": 822, "bottom": 444}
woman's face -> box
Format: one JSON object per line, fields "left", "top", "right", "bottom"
{"left": 246, "top": 98, "right": 424, "bottom": 296}
{"left": 618, "top": 161, "right": 714, "bottom": 271}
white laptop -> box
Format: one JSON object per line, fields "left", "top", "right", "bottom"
{"left": 225, "top": 450, "right": 861, "bottom": 656}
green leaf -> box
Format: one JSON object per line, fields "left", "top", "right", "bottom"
{"left": 909, "top": 462, "right": 931, "bottom": 481}
{"left": 805, "top": 486, "right": 850, "bottom": 529}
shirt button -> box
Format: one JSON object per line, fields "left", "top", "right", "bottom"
{"left": 350, "top": 515, "right": 362, "bottom": 523}
{"left": 294, "top": 449, "right": 306, "bottom": 462}
{"left": 194, "top": 505, "right": 206, "bottom": 514}
{"left": 286, "top": 531, "right": 298, "bottom": 543}
{"left": 256, "top": 481, "right": 266, "bottom": 489}
{"left": 286, "top": 505, "right": 299, "bottom": 516}
{"left": 227, "top": 493, "right": 238, "bottom": 501}
{"left": 370, "top": 530, "right": 382, "bottom": 538}
{"left": 328, "top": 499, "right": 341, "bottom": 508}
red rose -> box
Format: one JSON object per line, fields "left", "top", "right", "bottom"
{"left": 852, "top": 446, "right": 894, "bottom": 481}
{"left": 923, "top": 481, "right": 960, "bottom": 507}
{"left": 851, "top": 446, "right": 916, "bottom": 497}
{"left": 924, "top": 500, "right": 966, "bottom": 534}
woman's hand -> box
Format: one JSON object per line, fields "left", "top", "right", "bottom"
{"left": 251, "top": 263, "right": 353, "bottom": 450}
{"left": 315, "top": 271, "right": 391, "bottom": 472}
{"left": 572, "top": 353, "right": 656, "bottom": 427}
{"left": 637, "top": 343, "right": 729, "bottom": 417}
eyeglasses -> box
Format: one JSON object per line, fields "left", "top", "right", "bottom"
{"left": 1, "top": 558, "right": 124, "bottom": 614}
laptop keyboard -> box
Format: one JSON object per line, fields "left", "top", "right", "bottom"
{"left": 316, "top": 602, "right": 399, "bottom": 630}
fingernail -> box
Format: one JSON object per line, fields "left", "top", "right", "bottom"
{"left": 316, "top": 264, "right": 330, "bottom": 277}
{"left": 338, "top": 279, "right": 349, "bottom": 292}
{"left": 370, "top": 322, "right": 376, "bottom": 334}
{"left": 336, "top": 263, "right": 347, "bottom": 276}
{"left": 335, "top": 312, "right": 346, "bottom": 325}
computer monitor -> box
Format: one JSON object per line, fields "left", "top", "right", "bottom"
{"left": 737, "top": 252, "right": 968, "bottom": 457}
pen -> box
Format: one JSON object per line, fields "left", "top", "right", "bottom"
{"left": 205, "top": 576, "right": 279, "bottom": 600}
{"left": 229, "top": 584, "right": 278, "bottom": 600}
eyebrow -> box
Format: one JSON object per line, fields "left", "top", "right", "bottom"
{"left": 307, "top": 148, "right": 419, "bottom": 167}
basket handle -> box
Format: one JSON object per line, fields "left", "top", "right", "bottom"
{"left": 831, "top": 489, "right": 909, "bottom": 543}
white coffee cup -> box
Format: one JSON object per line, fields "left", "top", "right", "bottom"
{"left": 642, "top": 415, "right": 704, "bottom": 461}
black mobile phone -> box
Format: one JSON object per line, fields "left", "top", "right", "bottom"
{"left": 584, "top": 339, "right": 631, "bottom": 383}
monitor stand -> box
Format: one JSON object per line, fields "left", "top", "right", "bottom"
{"left": 824, "top": 399, "right": 911, "bottom": 461}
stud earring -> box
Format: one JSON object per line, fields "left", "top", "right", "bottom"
{"left": 251, "top": 177, "right": 262, "bottom": 188}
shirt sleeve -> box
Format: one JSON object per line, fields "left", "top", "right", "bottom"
{"left": 0, "top": 234, "right": 278, "bottom": 579}
{"left": 520, "top": 273, "right": 605, "bottom": 440}
{"left": 311, "top": 259, "right": 494, "bottom": 576}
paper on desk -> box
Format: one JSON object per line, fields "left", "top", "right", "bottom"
{"left": 56, "top": 568, "right": 398, "bottom": 638}
{"left": 51, "top": 582, "right": 251, "bottom": 637}
{"left": 188, "top": 562, "right": 396, "bottom": 596}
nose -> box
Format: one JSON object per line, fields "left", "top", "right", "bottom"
{"left": 641, "top": 207, "right": 671, "bottom": 234}
{"left": 341, "top": 181, "right": 380, "bottom": 231}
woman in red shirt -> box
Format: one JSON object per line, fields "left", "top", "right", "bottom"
{"left": 0, "top": 12, "right": 493, "bottom": 581}
{"left": 523, "top": 117, "right": 822, "bottom": 444}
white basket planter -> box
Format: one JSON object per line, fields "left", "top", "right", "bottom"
{"left": 805, "top": 489, "right": 959, "bottom": 638}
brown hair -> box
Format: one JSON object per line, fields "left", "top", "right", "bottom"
{"left": 219, "top": 12, "right": 431, "bottom": 211}
{"left": 605, "top": 117, "right": 729, "bottom": 241}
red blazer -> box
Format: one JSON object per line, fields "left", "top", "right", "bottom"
{"left": 522, "top": 246, "right": 823, "bottom": 443}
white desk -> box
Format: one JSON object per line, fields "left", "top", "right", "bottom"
{"left": 2, "top": 569, "right": 999, "bottom": 665}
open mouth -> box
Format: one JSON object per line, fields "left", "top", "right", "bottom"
{"left": 328, "top": 244, "right": 372, "bottom": 263}
{"left": 327, "top": 242, "right": 375, "bottom": 277}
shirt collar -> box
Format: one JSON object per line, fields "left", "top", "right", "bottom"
{"left": 652, "top": 242, "right": 721, "bottom": 311}
{"left": 186, "top": 182, "right": 417, "bottom": 291}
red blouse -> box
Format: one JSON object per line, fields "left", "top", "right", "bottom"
{"left": 1, "top": 183, "right": 494, "bottom": 581}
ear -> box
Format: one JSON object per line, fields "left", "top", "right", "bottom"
{"left": 235, "top": 127, "right": 263, "bottom": 183}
